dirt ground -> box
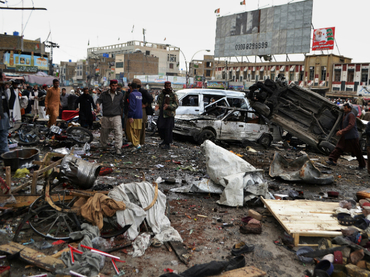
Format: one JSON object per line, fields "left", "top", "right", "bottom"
{"left": 0, "top": 130, "right": 369, "bottom": 277}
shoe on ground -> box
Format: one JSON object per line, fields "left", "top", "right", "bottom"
{"left": 161, "top": 144, "right": 170, "bottom": 150}
{"left": 116, "top": 149, "right": 122, "bottom": 155}
{"left": 225, "top": 256, "right": 246, "bottom": 271}
{"left": 231, "top": 242, "right": 255, "bottom": 255}
{"left": 326, "top": 160, "right": 337, "bottom": 166}
{"left": 159, "top": 141, "right": 165, "bottom": 146}
{"left": 356, "top": 166, "right": 365, "bottom": 170}
{"left": 136, "top": 144, "right": 141, "bottom": 150}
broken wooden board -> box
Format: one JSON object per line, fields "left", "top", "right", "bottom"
{"left": 168, "top": 241, "right": 190, "bottom": 265}
{"left": 261, "top": 198, "right": 355, "bottom": 246}
{"left": 0, "top": 194, "right": 75, "bottom": 208}
{"left": 0, "top": 241, "right": 65, "bottom": 272}
{"left": 215, "top": 266, "right": 266, "bottom": 277}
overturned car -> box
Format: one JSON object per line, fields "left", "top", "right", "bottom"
{"left": 247, "top": 77, "right": 366, "bottom": 154}
{"left": 173, "top": 101, "right": 282, "bottom": 147}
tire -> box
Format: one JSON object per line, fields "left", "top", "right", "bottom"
{"left": 146, "top": 122, "right": 157, "bottom": 136}
{"left": 67, "top": 126, "right": 93, "bottom": 143}
{"left": 258, "top": 134, "right": 272, "bottom": 148}
{"left": 318, "top": 140, "right": 335, "bottom": 155}
{"left": 197, "top": 129, "right": 216, "bottom": 144}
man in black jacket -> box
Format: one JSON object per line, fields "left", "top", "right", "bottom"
{"left": 96, "top": 80, "right": 124, "bottom": 155}
{"left": 132, "top": 78, "right": 153, "bottom": 145}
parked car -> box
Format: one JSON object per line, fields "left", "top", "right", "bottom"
{"left": 176, "top": 89, "right": 251, "bottom": 115}
{"left": 173, "top": 103, "right": 282, "bottom": 146}
{"left": 247, "top": 77, "right": 366, "bottom": 155}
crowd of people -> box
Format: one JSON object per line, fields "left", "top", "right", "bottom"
{"left": 0, "top": 72, "right": 179, "bottom": 157}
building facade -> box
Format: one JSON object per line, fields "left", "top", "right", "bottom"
{"left": 0, "top": 33, "right": 49, "bottom": 76}
{"left": 87, "top": 40, "right": 180, "bottom": 77}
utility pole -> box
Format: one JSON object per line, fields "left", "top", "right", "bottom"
{"left": 44, "top": 41, "right": 59, "bottom": 76}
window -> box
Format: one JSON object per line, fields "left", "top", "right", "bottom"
{"left": 169, "top": 63, "right": 174, "bottom": 69}
{"left": 361, "top": 69, "right": 368, "bottom": 83}
{"left": 271, "top": 73, "right": 275, "bottom": 81}
{"left": 334, "top": 69, "right": 341, "bottom": 82}
{"left": 116, "top": 62, "right": 124, "bottom": 68}
{"left": 206, "top": 62, "right": 212, "bottom": 67}
{"left": 251, "top": 71, "right": 255, "bottom": 80}
{"left": 194, "top": 69, "right": 197, "bottom": 75}
{"left": 222, "top": 71, "right": 226, "bottom": 79}
{"left": 289, "top": 72, "right": 294, "bottom": 82}
{"left": 299, "top": 71, "right": 304, "bottom": 81}
{"left": 229, "top": 71, "right": 232, "bottom": 80}
{"left": 167, "top": 54, "right": 176, "bottom": 62}
{"left": 243, "top": 71, "right": 247, "bottom": 80}
{"left": 321, "top": 66, "right": 326, "bottom": 81}
{"left": 181, "top": 95, "right": 199, "bottom": 106}
{"left": 347, "top": 69, "right": 354, "bottom": 82}
{"left": 206, "top": 70, "right": 211, "bottom": 77}
{"left": 145, "top": 51, "right": 150, "bottom": 55}
{"left": 309, "top": 67, "right": 314, "bottom": 80}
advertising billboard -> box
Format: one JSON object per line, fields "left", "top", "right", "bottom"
{"left": 3, "top": 52, "right": 49, "bottom": 70}
{"left": 214, "top": 0, "right": 313, "bottom": 57}
{"left": 312, "top": 27, "right": 335, "bottom": 51}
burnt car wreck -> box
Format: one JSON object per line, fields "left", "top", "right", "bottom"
{"left": 174, "top": 102, "right": 282, "bottom": 147}
{"left": 247, "top": 77, "right": 366, "bottom": 154}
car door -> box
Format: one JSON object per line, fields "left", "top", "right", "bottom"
{"left": 177, "top": 94, "right": 202, "bottom": 115}
{"left": 220, "top": 110, "right": 268, "bottom": 142}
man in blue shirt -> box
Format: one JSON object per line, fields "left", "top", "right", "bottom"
{"left": 126, "top": 82, "right": 142, "bottom": 150}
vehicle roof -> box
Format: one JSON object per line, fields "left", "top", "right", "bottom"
{"left": 176, "top": 89, "right": 246, "bottom": 97}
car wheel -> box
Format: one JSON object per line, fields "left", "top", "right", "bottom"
{"left": 318, "top": 140, "right": 335, "bottom": 155}
{"left": 197, "top": 129, "right": 216, "bottom": 144}
{"left": 258, "top": 134, "right": 272, "bottom": 148}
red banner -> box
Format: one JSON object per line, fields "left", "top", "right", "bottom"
{"left": 312, "top": 27, "right": 335, "bottom": 51}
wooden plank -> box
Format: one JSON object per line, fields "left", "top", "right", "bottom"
{"left": 1, "top": 195, "right": 75, "bottom": 208}
{"left": 217, "top": 266, "right": 266, "bottom": 277}
{"left": 31, "top": 159, "right": 62, "bottom": 194}
{"left": 261, "top": 198, "right": 350, "bottom": 246}
{"left": 168, "top": 241, "right": 189, "bottom": 265}
{"left": 0, "top": 242, "right": 65, "bottom": 273}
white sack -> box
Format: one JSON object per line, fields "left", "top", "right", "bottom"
{"left": 108, "top": 181, "right": 182, "bottom": 244}
{"left": 201, "top": 140, "right": 268, "bottom": 207}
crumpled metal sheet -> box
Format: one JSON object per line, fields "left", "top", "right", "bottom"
{"left": 60, "top": 155, "right": 102, "bottom": 189}
{"left": 269, "top": 152, "right": 334, "bottom": 185}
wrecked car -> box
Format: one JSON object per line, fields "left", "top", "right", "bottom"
{"left": 247, "top": 77, "right": 366, "bottom": 154}
{"left": 173, "top": 101, "right": 282, "bottom": 147}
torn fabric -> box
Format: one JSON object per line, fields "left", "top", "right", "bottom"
{"left": 108, "top": 181, "right": 182, "bottom": 243}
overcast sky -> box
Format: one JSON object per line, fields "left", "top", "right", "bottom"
{"left": 1, "top": 0, "right": 369, "bottom": 71}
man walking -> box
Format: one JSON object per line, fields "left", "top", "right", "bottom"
{"left": 126, "top": 82, "right": 143, "bottom": 150}
{"left": 155, "top": 81, "right": 179, "bottom": 150}
{"left": 60, "top": 88, "right": 69, "bottom": 118}
{"left": 132, "top": 79, "right": 153, "bottom": 146}
{"left": 96, "top": 80, "right": 124, "bottom": 155}
{"left": 76, "top": 87, "right": 96, "bottom": 129}
{"left": 45, "top": 79, "right": 61, "bottom": 127}
{"left": 326, "top": 103, "right": 366, "bottom": 169}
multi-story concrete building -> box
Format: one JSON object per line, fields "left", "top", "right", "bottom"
{"left": 0, "top": 32, "right": 49, "bottom": 76}
{"left": 60, "top": 61, "right": 77, "bottom": 86}
{"left": 86, "top": 56, "right": 115, "bottom": 87}
{"left": 87, "top": 41, "right": 180, "bottom": 77}
{"left": 115, "top": 52, "right": 159, "bottom": 82}
{"left": 189, "top": 55, "right": 216, "bottom": 82}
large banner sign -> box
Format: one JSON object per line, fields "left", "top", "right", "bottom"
{"left": 312, "top": 27, "right": 335, "bottom": 51}
{"left": 3, "top": 52, "right": 49, "bottom": 70}
{"left": 214, "top": 0, "right": 313, "bottom": 57}
{"left": 357, "top": 85, "right": 370, "bottom": 97}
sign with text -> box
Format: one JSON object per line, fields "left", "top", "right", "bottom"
{"left": 214, "top": 0, "right": 313, "bottom": 57}
{"left": 312, "top": 27, "right": 335, "bottom": 51}
{"left": 3, "top": 52, "right": 48, "bottom": 70}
